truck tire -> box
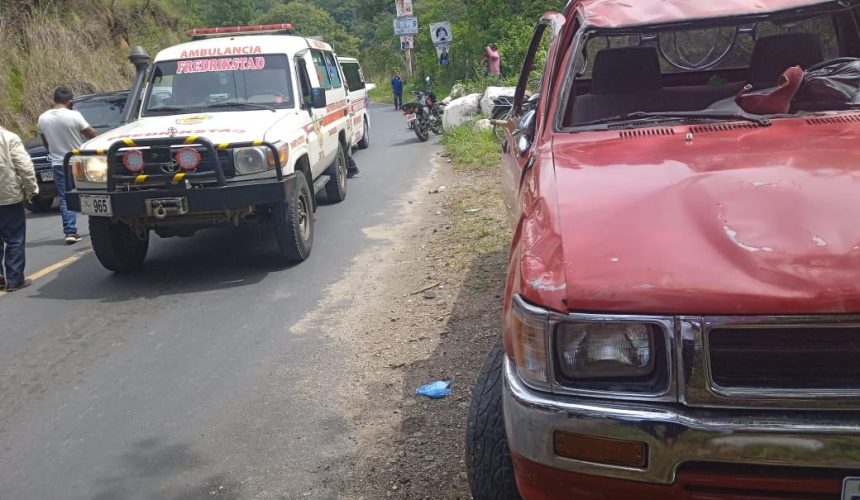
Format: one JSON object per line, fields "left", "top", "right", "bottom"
{"left": 25, "top": 195, "right": 54, "bottom": 213}
{"left": 89, "top": 217, "right": 149, "bottom": 272}
{"left": 324, "top": 144, "right": 348, "bottom": 203}
{"left": 357, "top": 117, "right": 370, "bottom": 149}
{"left": 466, "top": 341, "right": 522, "bottom": 500}
{"left": 273, "top": 173, "right": 314, "bottom": 263}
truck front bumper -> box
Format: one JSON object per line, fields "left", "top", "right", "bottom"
{"left": 503, "top": 358, "right": 860, "bottom": 498}
{"left": 68, "top": 176, "right": 297, "bottom": 218}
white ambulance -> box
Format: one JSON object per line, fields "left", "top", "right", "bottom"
{"left": 66, "top": 24, "right": 354, "bottom": 271}
{"left": 338, "top": 56, "right": 371, "bottom": 150}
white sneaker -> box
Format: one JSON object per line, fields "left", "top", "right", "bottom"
{"left": 64, "top": 234, "right": 82, "bottom": 245}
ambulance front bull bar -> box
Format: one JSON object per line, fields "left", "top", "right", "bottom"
{"left": 63, "top": 136, "right": 284, "bottom": 192}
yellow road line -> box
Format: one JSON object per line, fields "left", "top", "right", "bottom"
{"left": 0, "top": 250, "right": 91, "bottom": 298}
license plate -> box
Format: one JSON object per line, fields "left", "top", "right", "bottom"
{"left": 405, "top": 113, "right": 417, "bottom": 124}
{"left": 80, "top": 194, "right": 113, "bottom": 217}
{"left": 40, "top": 170, "right": 54, "bottom": 182}
{"left": 844, "top": 477, "right": 860, "bottom": 500}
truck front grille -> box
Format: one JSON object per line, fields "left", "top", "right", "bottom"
{"left": 708, "top": 325, "right": 860, "bottom": 391}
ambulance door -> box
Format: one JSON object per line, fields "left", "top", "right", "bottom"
{"left": 295, "top": 52, "right": 326, "bottom": 178}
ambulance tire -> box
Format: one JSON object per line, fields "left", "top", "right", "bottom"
{"left": 357, "top": 117, "right": 370, "bottom": 149}
{"left": 273, "top": 173, "right": 314, "bottom": 263}
{"left": 325, "top": 144, "right": 348, "bottom": 203}
{"left": 89, "top": 217, "right": 149, "bottom": 273}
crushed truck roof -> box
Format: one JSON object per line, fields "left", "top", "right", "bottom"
{"left": 574, "top": 0, "right": 852, "bottom": 28}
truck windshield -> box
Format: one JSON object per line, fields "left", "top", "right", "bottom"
{"left": 74, "top": 97, "right": 126, "bottom": 130}
{"left": 564, "top": 11, "right": 848, "bottom": 129}
{"left": 143, "top": 54, "right": 295, "bottom": 116}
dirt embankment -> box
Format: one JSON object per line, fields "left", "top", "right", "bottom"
{"left": 290, "top": 148, "right": 508, "bottom": 498}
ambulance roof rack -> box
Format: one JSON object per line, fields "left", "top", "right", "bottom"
{"left": 187, "top": 23, "right": 295, "bottom": 40}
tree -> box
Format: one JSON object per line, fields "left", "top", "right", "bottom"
{"left": 203, "top": 0, "right": 255, "bottom": 26}
{"left": 256, "top": 2, "right": 361, "bottom": 55}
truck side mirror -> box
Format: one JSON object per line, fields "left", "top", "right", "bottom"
{"left": 514, "top": 110, "right": 537, "bottom": 156}
{"left": 311, "top": 88, "right": 327, "bottom": 109}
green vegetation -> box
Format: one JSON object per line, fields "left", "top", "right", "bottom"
{"left": 442, "top": 123, "right": 499, "bottom": 170}
{"left": 0, "top": 0, "right": 564, "bottom": 136}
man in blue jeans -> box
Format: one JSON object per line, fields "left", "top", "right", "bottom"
{"left": 37, "top": 87, "right": 97, "bottom": 244}
{"left": 0, "top": 125, "right": 39, "bottom": 292}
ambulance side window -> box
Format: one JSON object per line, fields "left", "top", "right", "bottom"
{"left": 311, "top": 50, "right": 332, "bottom": 90}
{"left": 296, "top": 57, "right": 313, "bottom": 108}
{"left": 322, "top": 52, "right": 342, "bottom": 89}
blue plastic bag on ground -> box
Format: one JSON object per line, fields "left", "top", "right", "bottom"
{"left": 417, "top": 380, "right": 451, "bottom": 399}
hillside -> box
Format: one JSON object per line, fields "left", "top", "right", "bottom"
{"left": 0, "top": 0, "right": 564, "bottom": 136}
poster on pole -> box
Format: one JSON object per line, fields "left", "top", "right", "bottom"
{"left": 429, "top": 21, "right": 453, "bottom": 65}
{"left": 393, "top": 16, "right": 418, "bottom": 35}
{"left": 400, "top": 35, "right": 413, "bottom": 50}
{"left": 395, "top": 0, "right": 413, "bottom": 17}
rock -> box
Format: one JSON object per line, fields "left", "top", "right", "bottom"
{"left": 423, "top": 290, "right": 437, "bottom": 299}
{"left": 475, "top": 119, "right": 492, "bottom": 131}
{"left": 450, "top": 83, "right": 468, "bottom": 99}
{"left": 442, "top": 93, "right": 482, "bottom": 130}
{"left": 441, "top": 95, "right": 453, "bottom": 105}
{"left": 480, "top": 86, "right": 517, "bottom": 116}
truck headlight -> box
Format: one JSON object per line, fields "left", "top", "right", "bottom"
{"left": 556, "top": 323, "right": 656, "bottom": 379}
{"left": 234, "top": 147, "right": 269, "bottom": 175}
{"left": 71, "top": 155, "right": 108, "bottom": 183}
{"left": 508, "top": 295, "right": 671, "bottom": 396}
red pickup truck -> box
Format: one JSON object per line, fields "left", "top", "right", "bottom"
{"left": 466, "top": 1, "right": 860, "bottom": 499}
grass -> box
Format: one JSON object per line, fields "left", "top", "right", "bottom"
{"left": 437, "top": 123, "right": 510, "bottom": 292}
{"left": 442, "top": 122, "right": 501, "bottom": 171}
{"left": 367, "top": 81, "right": 454, "bottom": 104}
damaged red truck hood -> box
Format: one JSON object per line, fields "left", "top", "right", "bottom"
{"left": 551, "top": 119, "right": 860, "bottom": 315}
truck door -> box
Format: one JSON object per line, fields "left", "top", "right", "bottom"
{"left": 502, "top": 13, "right": 566, "bottom": 227}
{"left": 296, "top": 54, "right": 326, "bottom": 178}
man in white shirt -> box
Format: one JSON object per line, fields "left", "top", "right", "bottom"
{"left": 37, "top": 87, "right": 97, "bottom": 244}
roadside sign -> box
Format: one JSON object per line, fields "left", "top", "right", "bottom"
{"left": 430, "top": 21, "right": 452, "bottom": 63}
{"left": 400, "top": 35, "right": 413, "bottom": 50}
{"left": 394, "top": 16, "right": 418, "bottom": 36}
{"left": 395, "top": 0, "right": 414, "bottom": 17}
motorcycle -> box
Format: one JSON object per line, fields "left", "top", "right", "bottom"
{"left": 403, "top": 77, "right": 444, "bottom": 142}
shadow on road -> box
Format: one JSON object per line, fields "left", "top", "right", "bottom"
{"left": 32, "top": 227, "right": 295, "bottom": 302}
{"left": 91, "top": 436, "right": 243, "bottom": 500}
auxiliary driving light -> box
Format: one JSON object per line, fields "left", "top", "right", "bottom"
{"left": 175, "top": 147, "right": 202, "bottom": 171}
{"left": 122, "top": 149, "right": 145, "bottom": 173}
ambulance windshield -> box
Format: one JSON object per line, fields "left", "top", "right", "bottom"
{"left": 143, "top": 54, "right": 294, "bottom": 116}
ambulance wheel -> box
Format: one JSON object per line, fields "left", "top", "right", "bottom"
{"left": 357, "top": 117, "right": 370, "bottom": 149}
{"left": 273, "top": 173, "right": 314, "bottom": 263}
{"left": 325, "top": 144, "right": 348, "bottom": 203}
{"left": 89, "top": 217, "right": 149, "bottom": 272}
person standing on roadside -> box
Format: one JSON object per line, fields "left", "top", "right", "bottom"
{"left": 37, "top": 87, "right": 97, "bottom": 245}
{"left": 0, "top": 125, "right": 38, "bottom": 292}
{"left": 391, "top": 72, "right": 404, "bottom": 110}
{"left": 484, "top": 44, "right": 501, "bottom": 79}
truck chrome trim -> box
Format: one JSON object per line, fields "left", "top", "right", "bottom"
{"left": 503, "top": 358, "right": 860, "bottom": 484}
{"left": 683, "top": 314, "right": 860, "bottom": 410}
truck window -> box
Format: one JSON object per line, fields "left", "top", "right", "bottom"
{"left": 296, "top": 57, "right": 313, "bottom": 107}
{"left": 142, "top": 54, "right": 295, "bottom": 116}
{"left": 73, "top": 98, "right": 126, "bottom": 129}
{"left": 311, "top": 50, "right": 333, "bottom": 90}
{"left": 323, "top": 52, "right": 343, "bottom": 89}
{"left": 341, "top": 62, "right": 366, "bottom": 92}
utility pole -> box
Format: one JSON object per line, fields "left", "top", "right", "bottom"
{"left": 405, "top": 48, "right": 413, "bottom": 78}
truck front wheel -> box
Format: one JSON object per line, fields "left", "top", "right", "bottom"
{"left": 89, "top": 217, "right": 149, "bottom": 272}
{"left": 25, "top": 195, "right": 54, "bottom": 213}
{"left": 465, "top": 341, "right": 521, "bottom": 500}
{"left": 273, "top": 173, "right": 314, "bottom": 263}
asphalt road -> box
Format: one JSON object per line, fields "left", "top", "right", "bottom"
{"left": 0, "top": 104, "right": 441, "bottom": 499}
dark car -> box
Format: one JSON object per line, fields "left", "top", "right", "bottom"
{"left": 24, "top": 90, "right": 129, "bottom": 212}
